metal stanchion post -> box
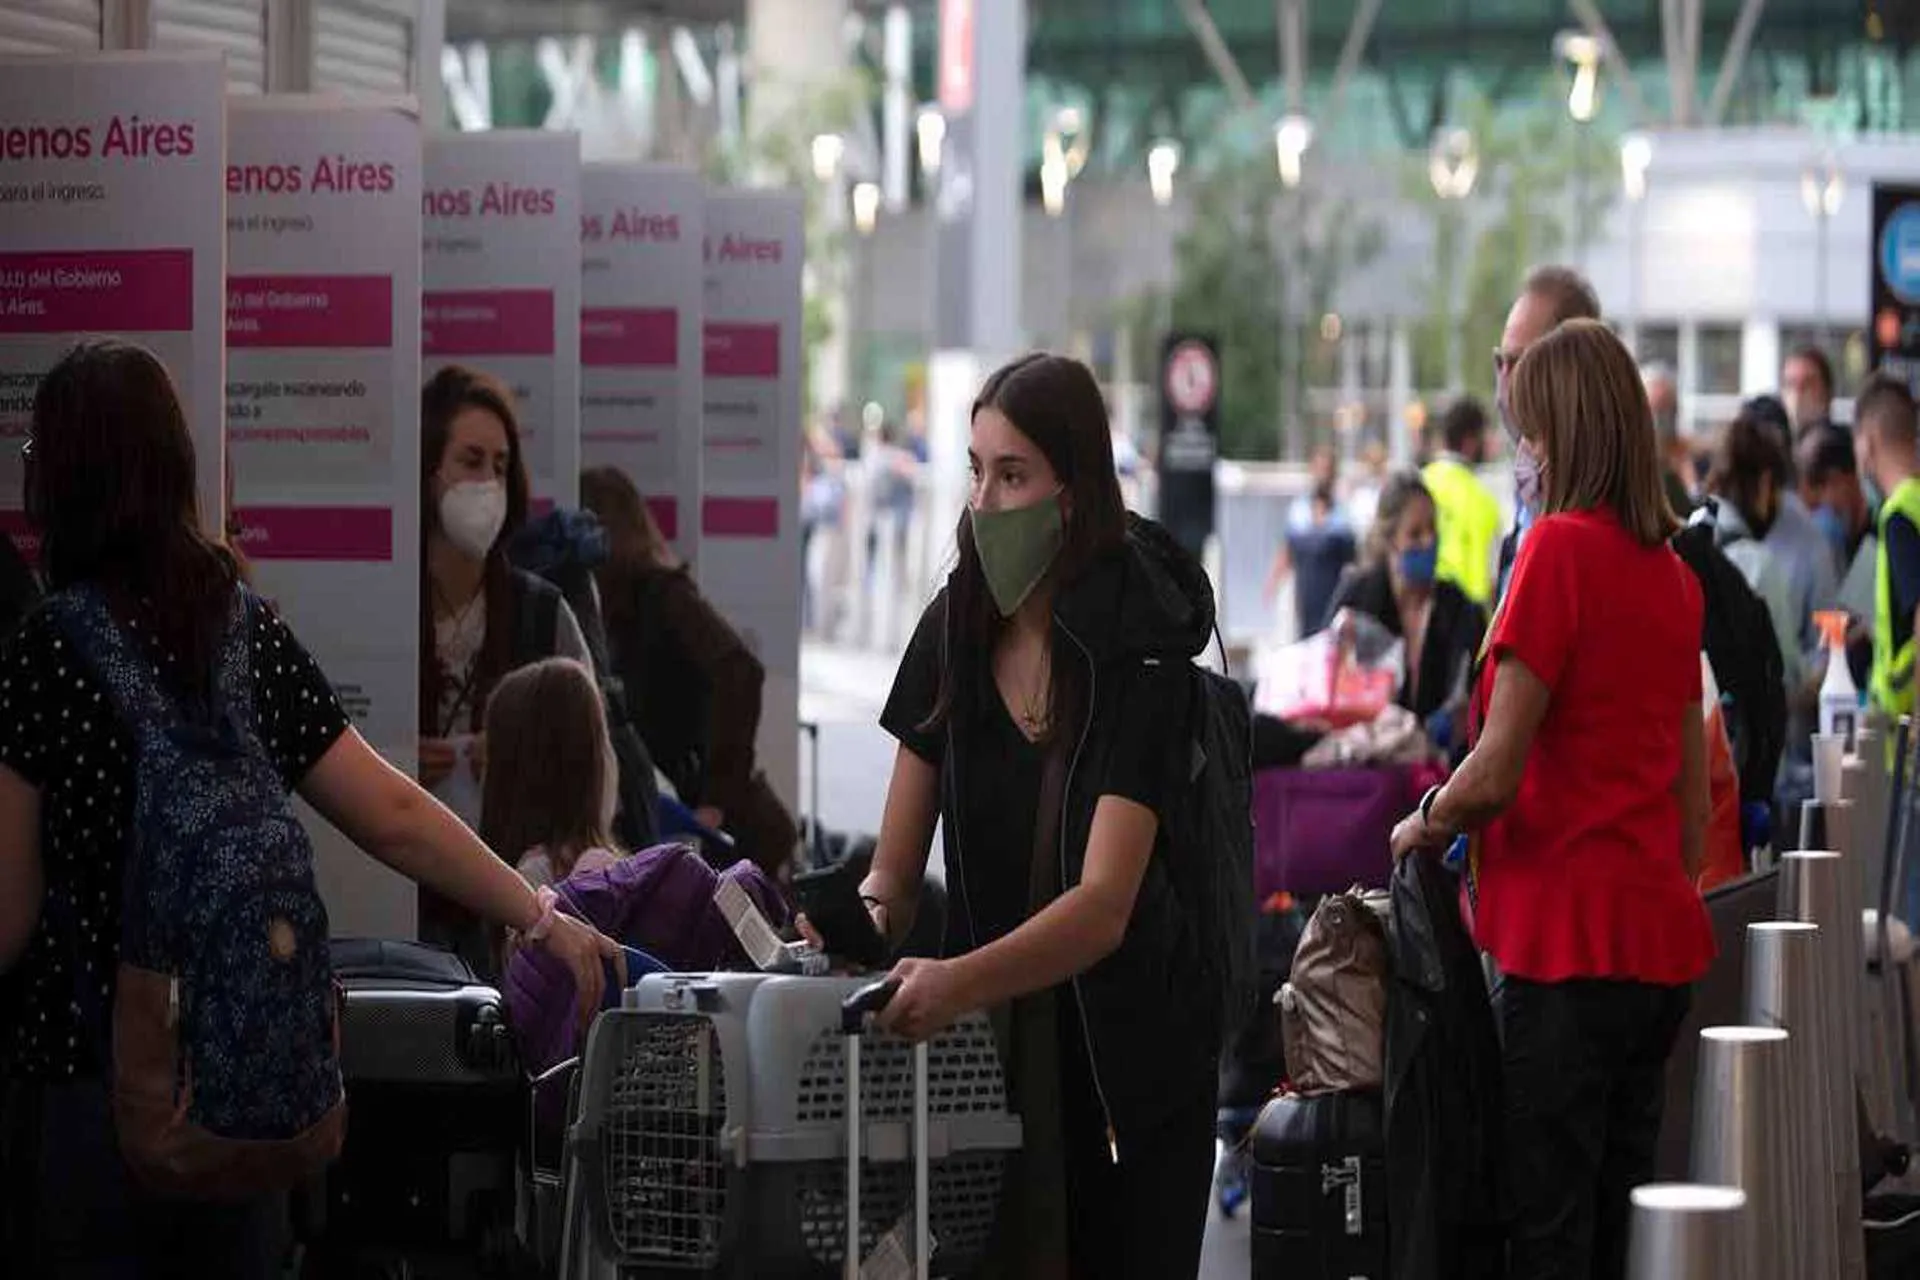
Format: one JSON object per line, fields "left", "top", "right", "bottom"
{"left": 1853, "top": 725, "right": 1889, "bottom": 904}
{"left": 1803, "top": 798, "right": 1878, "bottom": 1130}
{"left": 1782, "top": 850, "right": 1868, "bottom": 1280}
{"left": 1815, "top": 732, "right": 1848, "bottom": 804}
{"left": 1690, "top": 1027, "right": 1791, "bottom": 1280}
{"left": 1747, "top": 921, "right": 1834, "bottom": 1280}
{"left": 1626, "top": 1185, "right": 1746, "bottom": 1280}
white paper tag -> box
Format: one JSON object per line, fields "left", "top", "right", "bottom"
{"left": 715, "top": 876, "right": 788, "bottom": 971}
{"left": 859, "top": 1218, "right": 934, "bottom": 1280}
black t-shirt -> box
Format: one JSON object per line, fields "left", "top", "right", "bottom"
{"left": 879, "top": 598, "right": 1182, "bottom": 955}
{"left": 0, "top": 598, "right": 350, "bottom": 1080}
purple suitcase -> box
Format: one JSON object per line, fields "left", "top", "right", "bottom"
{"left": 1254, "top": 766, "right": 1425, "bottom": 898}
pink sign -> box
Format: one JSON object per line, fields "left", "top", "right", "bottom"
{"left": 230, "top": 506, "right": 392, "bottom": 562}
{"left": 228, "top": 275, "right": 393, "bottom": 349}
{"left": 0, "top": 249, "right": 194, "bottom": 334}
{"left": 702, "top": 496, "right": 778, "bottom": 539}
{"left": 647, "top": 496, "right": 678, "bottom": 541}
{"left": 0, "top": 511, "right": 38, "bottom": 564}
{"left": 703, "top": 322, "right": 780, "bottom": 378}
{"left": 422, "top": 288, "right": 555, "bottom": 357}
{"left": 581, "top": 307, "right": 676, "bottom": 368}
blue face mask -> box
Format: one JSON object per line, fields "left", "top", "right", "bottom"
{"left": 1812, "top": 504, "right": 1848, "bottom": 556}
{"left": 1398, "top": 543, "right": 1439, "bottom": 587}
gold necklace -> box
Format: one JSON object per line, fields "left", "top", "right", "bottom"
{"left": 1018, "top": 642, "right": 1052, "bottom": 736}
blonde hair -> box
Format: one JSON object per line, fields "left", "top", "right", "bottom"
{"left": 1508, "top": 318, "right": 1679, "bottom": 548}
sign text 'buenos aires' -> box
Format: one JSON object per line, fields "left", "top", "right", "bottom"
{"left": 420, "top": 184, "right": 557, "bottom": 219}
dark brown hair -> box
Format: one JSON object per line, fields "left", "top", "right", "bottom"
{"left": 418, "top": 365, "right": 532, "bottom": 734}
{"left": 1521, "top": 264, "right": 1603, "bottom": 327}
{"left": 480, "top": 657, "right": 616, "bottom": 879}
{"left": 582, "top": 466, "right": 678, "bottom": 573}
{"left": 1508, "top": 318, "right": 1678, "bottom": 548}
{"left": 28, "top": 340, "right": 241, "bottom": 699}
{"left": 928, "top": 353, "right": 1129, "bottom": 739}
{"left": 1707, "top": 413, "right": 1789, "bottom": 536}
{"left": 1856, "top": 372, "right": 1918, "bottom": 450}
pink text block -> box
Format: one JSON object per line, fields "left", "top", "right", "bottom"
{"left": 702, "top": 496, "right": 778, "bottom": 539}
{"left": 422, "top": 289, "right": 555, "bottom": 357}
{"left": 703, "top": 322, "right": 779, "bottom": 378}
{"left": 230, "top": 507, "right": 392, "bottom": 563}
{"left": 582, "top": 307, "right": 677, "bottom": 368}
{"left": 0, "top": 510, "right": 38, "bottom": 565}
{"left": 646, "top": 496, "right": 678, "bottom": 542}
{"left": 229, "top": 275, "right": 393, "bottom": 349}
{"left": 0, "top": 249, "right": 193, "bottom": 334}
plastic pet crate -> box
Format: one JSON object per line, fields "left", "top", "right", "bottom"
{"left": 558, "top": 972, "right": 1022, "bottom": 1278}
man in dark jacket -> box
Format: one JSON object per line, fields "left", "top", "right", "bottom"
{"left": 1386, "top": 849, "right": 1507, "bottom": 1279}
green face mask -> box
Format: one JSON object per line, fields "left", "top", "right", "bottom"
{"left": 970, "top": 494, "right": 1064, "bottom": 616}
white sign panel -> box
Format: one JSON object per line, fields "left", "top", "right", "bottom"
{"left": 580, "top": 163, "right": 703, "bottom": 565}
{"left": 702, "top": 189, "right": 803, "bottom": 809}
{"left": 226, "top": 96, "right": 422, "bottom": 938}
{"left": 423, "top": 131, "right": 581, "bottom": 508}
{"left": 0, "top": 52, "right": 226, "bottom": 549}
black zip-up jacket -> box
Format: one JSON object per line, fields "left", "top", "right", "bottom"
{"left": 1385, "top": 848, "right": 1508, "bottom": 1279}
{"left": 936, "top": 515, "right": 1221, "bottom": 1139}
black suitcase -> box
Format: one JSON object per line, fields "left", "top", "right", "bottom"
{"left": 1248, "top": 1089, "right": 1389, "bottom": 1279}
{"left": 296, "top": 938, "right": 525, "bottom": 1279}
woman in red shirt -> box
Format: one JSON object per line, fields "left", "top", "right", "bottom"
{"left": 1391, "top": 318, "right": 1714, "bottom": 1280}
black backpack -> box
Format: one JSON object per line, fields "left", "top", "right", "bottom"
{"left": 1670, "top": 513, "right": 1787, "bottom": 806}
{"left": 1166, "top": 639, "right": 1258, "bottom": 1039}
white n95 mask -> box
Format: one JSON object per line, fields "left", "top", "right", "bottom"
{"left": 439, "top": 479, "right": 507, "bottom": 560}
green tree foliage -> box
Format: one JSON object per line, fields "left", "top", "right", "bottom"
{"left": 1405, "top": 88, "right": 1619, "bottom": 404}
{"left": 1118, "top": 160, "right": 1382, "bottom": 461}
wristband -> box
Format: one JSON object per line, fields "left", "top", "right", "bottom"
{"left": 525, "top": 885, "right": 560, "bottom": 942}
{"left": 1419, "top": 785, "right": 1443, "bottom": 836}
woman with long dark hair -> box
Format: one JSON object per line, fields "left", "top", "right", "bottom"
{"left": 418, "top": 366, "right": 594, "bottom": 963}
{"left": 580, "top": 466, "right": 798, "bottom": 877}
{"left": 834, "top": 352, "right": 1225, "bottom": 1275}
{"left": 0, "top": 341, "right": 615, "bottom": 1277}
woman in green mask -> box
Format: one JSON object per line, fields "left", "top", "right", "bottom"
{"left": 848, "top": 352, "right": 1224, "bottom": 1276}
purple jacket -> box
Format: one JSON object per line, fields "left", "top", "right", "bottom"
{"left": 502, "top": 843, "right": 791, "bottom": 1077}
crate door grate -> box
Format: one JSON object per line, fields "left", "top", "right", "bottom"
{"left": 603, "top": 1016, "right": 728, "bottom": 1265}
{"left": 794, "top": 1018, "right": 1006, "bottom": 1124}
{"left": 797, "top": 1151, "right": 1008, "bottom": 1269}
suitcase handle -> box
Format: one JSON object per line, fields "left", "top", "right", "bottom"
{"left": 840, "top": 976, "right": 902, "bottom": 1034}
{"left": 842, "top": 974, "right": 928, "bottom": 1280}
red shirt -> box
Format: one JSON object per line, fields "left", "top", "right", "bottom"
{"left": 1468, "top": 509, "right": 1715, "bottom": 985}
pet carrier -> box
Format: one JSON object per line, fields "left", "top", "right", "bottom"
{"left": 557, "top": 972, "right": 1022, "bottom": 1278}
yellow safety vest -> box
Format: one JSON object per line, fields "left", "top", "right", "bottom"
{"left": 1873, "top": 476, "right": 1920, "bottom": 719}
{"left": 1422, "top": 456, "right": 1502, "bottom": 607}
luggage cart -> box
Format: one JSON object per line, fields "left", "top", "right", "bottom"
{"left": 557, "top": 972, "right": 1022, "bottom": 1278}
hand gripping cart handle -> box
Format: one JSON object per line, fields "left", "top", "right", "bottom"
{"left": 840, "top": 976, "right": 930, "bottom": 1280}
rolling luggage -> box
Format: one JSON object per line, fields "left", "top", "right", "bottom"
{"left": 297, "top": 938, "right": 524, "bottom": 1278}
{"left": 1248, "top": 1089, "right": 1389, "bottom": 1280}
{"left": 1254, "top": 765, "right": 1440, "bottom": 897}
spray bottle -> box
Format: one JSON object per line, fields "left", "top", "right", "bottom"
{"left": 1815, "top": 610, "right": 1859, "bottom": 748}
